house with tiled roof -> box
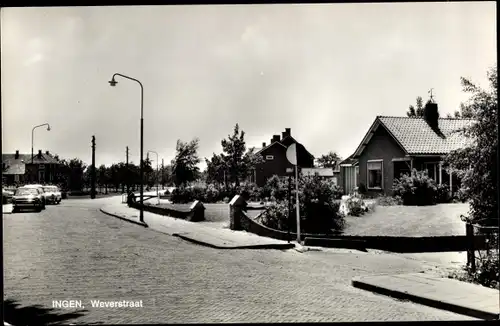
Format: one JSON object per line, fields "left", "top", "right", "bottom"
{"left": 2, "top": 150, "right": 61, "bottom": 185}
{"left": 340, "top": 102, "right": 474, "bottom": 196}
{"left": 249, "top": 128, "right": 315, "bottom": 186}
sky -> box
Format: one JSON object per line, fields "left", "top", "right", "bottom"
{"left": 1, "top": 3, "right": 497, "bottom": 170}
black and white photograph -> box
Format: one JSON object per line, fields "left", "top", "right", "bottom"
{"left": 1, "top": 2, "right": 498, "bottom": 324}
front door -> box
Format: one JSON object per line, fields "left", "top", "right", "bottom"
{"left": 39, "top": 170, "right": 45, "bottom": 183}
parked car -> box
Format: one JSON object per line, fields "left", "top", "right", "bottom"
{"left": 2, "top": 189, "right": 14, "bottom": 204}
{"left": 19, "top": 184, "right": 47, "bottom": 209}
{"left": 12, "top": 187, "right": 45, "bottom": 212}
{"left": 42, "top": 185, "right": 62, "bottom": 204}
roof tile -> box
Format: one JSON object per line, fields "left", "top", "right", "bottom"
{"left": 378, "top": 116, "right": 475, "bottom": 155}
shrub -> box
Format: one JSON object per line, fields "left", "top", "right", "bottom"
{"left": 449, "top": 251, "right": 499, "bottom": 290}
{"left": 435, "top": 183, "right": 452, "bottom": 204}
{"left": 203, "top": 184, "right": 220, "bottom": 203}
{"left": 237, "top": 183, "right": 260, "bottom": 202}
{"left": 263, "top": 175, "right": 288, "bottom": 201}
{"left": 339, "top": 193, "right": 373, "bottom": 216}
{"left": 260, "top": 201, "right": 292, "bottom": 231}
{"left": 392, "top": 169, "right": 437, "bottom": 206}
{"left": 191, "top": 186, "right": 206, "bottom": 202}
{"left": 260, "top": 175, "right": 345, "bottom": 234}
{"left": 171, "top": 186, "right": 193, "bottom": 203}
{"left": 344, "top": 196, "right": 367, "bottom": 217}
{"left": 454, "top": 186, "right": 469, "bottom": 203}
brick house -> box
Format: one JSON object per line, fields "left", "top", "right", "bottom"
{"left": 249, "top": 128, "right": 315, "bottom": 186}
{"left": 2, "top": 150, "right": 61, "bottom": 186}
{"left": 340, "top": 103, "right": 474, "bottom": 196}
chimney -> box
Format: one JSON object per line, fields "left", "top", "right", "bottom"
{"left": 281, "top": 132, "right": 286, "bottom": 140}
{"left": 272, "top": 135, "right": 280, "bottom": 143}
{"left": 45, "top": 150, "right": 49, "bottom": 155}
{"left": 285, "top": 128, "right": 291, "bottom": 137}
{"left": 424, "top": 101, "right": 440, "bottom": 130}
{"left": 38, "top": 150, "right": 42, "bottom": 158}
{"left": 15, "top": 150, "right": 19, "bottom": 159}
{"left": 54, "top": 155, "right": 59, "bottom": 161}
{"left": 262, "top": 142, "right": 266, "bottom": 147}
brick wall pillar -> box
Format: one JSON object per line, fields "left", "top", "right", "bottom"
{"left": 229, "top": 195, "right": 247, "bottom": 231}
{"left": 187, "top": 200, "right": 206, "bottom": 222}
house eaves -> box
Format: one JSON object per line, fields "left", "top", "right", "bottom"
{"left": 254, "top": 141, "right": 287, "bottom": 155}
{"left": 352, "top": 116, "right": 409, "bottom": 158}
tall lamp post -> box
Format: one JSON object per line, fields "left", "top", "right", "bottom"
{"left": 147, "top": 150, "right": 159, "bottom": 204}
{"left": 108, "top": 73, "right": 144, "bottom": 222}
{"left": 32, "top": 123, "right": 51, "bottom": 182}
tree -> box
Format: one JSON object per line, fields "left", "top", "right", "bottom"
{"left": 66, "top": 158, "right": 86, "bottom": 191}
{"left": 220, "top": 123, "right": 264, "bottom": 187}
{"left": 407, "top": 96, "right": 425, "bottom": 117}
{"left": 205, "top": 153, "right": 227, "bottom": 185}
{"left": 97, "top": 165, "right": 108, "bottom": 193}
{"left": 445, "top": 65, "right": 497, "bottom": 226}
{"left": 451, "top": 102, "right": 475, "bottom": 118}
{"left": 317, "top": 151, "right": 342, "bottom": 168}
{"left": 160, "top": 164, "right": 173, "bottom": 187}
{"left": 171, "top": 138, "right": 201, "bottom": 186}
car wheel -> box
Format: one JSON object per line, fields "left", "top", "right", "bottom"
{"left": 12, "top": 207, "right": 18, "bottom": 213}
{"left": 36, "top": 206, "right": 42, "bottom": 212}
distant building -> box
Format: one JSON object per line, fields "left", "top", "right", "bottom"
{"left": 301, "top": 167, "right": 340, "bottom": 185}
{"left": 2, "top": 150, "right": 61, "bottom": 185}
{"left": 249, "top": 128, "right": 315, "bottom": 186}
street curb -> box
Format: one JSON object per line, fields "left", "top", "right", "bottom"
{"left": 351, "top": 278, "right": 499, "bottom": 320}
{"left": 100, "top": 208, "right": 149, "bottom": 228}
{"left": 172, "top": 233, "right": 296, "bottom": 250}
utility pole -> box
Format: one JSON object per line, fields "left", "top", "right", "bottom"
{"left": 161, "top": 158, "right": 164, "bottom": 190}
{"left": 91, "top": 135, "right": 96, "bottom": 199}
{"left": 126, "top": 146, "right": 129, "bottom": 193}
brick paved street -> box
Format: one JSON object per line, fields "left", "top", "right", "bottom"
{"left": 3, "top": 197, "right": 476, "bottom": 324}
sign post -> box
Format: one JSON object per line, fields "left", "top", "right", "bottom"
{"left": 286, "top": 144, "right": 301, "bottom": 244}
{"left": 286, "top": 167, "right": 293, "bottom": 243}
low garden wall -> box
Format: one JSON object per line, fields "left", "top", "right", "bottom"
{"left": 303, "top": 235, "right": 488, "bottom": 253}
{"left": 129, "top": 200, "right": 205, "bottom": 222}
{"left": 230, "top": 195, "right": 344, "bottom": 241}
{"left": 229, "top": 195, "right": 489, "bottom": 252}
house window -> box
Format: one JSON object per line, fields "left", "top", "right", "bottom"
{"left": 265, "top": 155, "right": 274, "bottom": 160}
{"left": 14, "top": 175, "right": 19, "bottom": 182}
{"left": 367, "top": 160, "right": 383, "bottom": 189}
{"left": 424, "top": 163, "right": 438, "bottom": 181}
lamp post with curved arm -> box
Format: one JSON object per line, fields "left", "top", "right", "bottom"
{"left": 108, "top": 73, "right": 145, "bottom": 222}
{"left": 32, "top": 123, "right": 51, "bottom": 182}
{"left": 147, "top": 150, "right": 159, "bottom": 204}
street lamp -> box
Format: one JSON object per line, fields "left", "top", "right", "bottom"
{"left": 147, "top": 150, "right": 159, "bottom": 204}
{"left": 109, "top": 73, "right": 145, "bottom": 223}
{"left": 32, "top": 123, "right": 51, "bottom": 182}
{"left": 32, "top": 123, "right": 51, "bottom": 163}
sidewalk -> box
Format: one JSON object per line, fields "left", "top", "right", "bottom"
{"left": 352, "top": 272, "right": 499, "bottom": 320}
{"left": 100, "top": 201, "right": 294, "bottom": 250}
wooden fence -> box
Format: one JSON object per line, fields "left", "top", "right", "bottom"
{"left": 466, "top": 222, "right": 499, "bottom": 272}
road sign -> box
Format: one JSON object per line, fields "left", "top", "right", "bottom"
{"left": 285, "top": 143, "right": 301, "bottom": 243}
{"left": 286, "top": 144, "right": 297, "bottom": 165}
